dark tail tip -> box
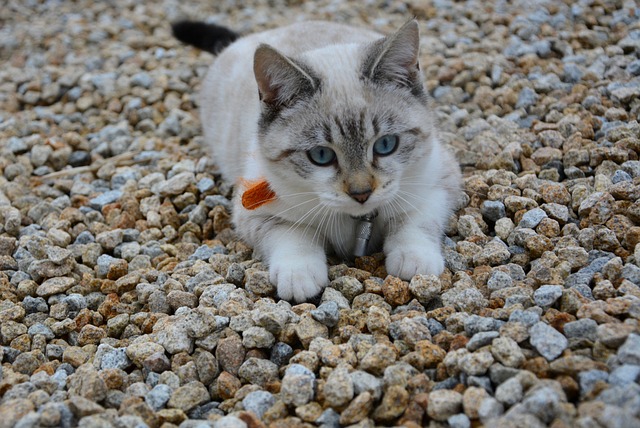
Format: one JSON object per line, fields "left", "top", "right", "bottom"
{"left": 172, "top": 20, "right": 239, "bottom": 55}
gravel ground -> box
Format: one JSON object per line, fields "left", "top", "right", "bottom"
{"left": 1, "top": 0, "right": 640, "bottom": 427}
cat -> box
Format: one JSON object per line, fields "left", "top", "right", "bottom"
{"left": 173, "top": 19, "right": 462, "bottom": 302}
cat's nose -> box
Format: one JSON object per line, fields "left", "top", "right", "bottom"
{"left": 349, "top": 189, "right": 372, "bottom": 204}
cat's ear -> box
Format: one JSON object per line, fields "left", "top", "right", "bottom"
{"left": 254, "top": 44, "right": 319, "bottom": 109}
{"left": 362, "top": 20, "right": 421, "bottom": 89}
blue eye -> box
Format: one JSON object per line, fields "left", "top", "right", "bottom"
{"left": 308, "top": 146, "right": 337, "bottom": 166}
{"left": 373, "top": 134, "right": 398, "bottom": 156}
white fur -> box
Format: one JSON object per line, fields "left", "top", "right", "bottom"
{"left": 199, "top": 21, "right": 462, "bottom": 302}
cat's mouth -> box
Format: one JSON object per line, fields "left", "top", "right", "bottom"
{"left": 336, "top": 198, "right": 386, "bottom": 218}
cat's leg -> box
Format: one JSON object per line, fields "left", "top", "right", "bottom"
{"left": 237, "top": 211, "right": 328, "bottom": 302}
{"left": 265, "top": 227, "right": 328, "bottom": 302}
{"left": 383, "top": 146, "right": 461, "bottom": 279}
{"left": 383, "top": 221, "right": 445, "bottom": 279}
{"left": 382, "top": 185, "right": 452, "bottom": 279}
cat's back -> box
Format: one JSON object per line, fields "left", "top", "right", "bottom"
{"left": 200, "top": 22, "right": 382, "bottom": 181}
{"left": 226, "top": 21, "right": 380, "bottom": 58}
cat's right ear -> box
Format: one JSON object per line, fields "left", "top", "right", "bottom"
{"left": 254, "top": 45, "right": 319, "bottom": 110}
{"left": 362, "top": 20, "right": 422, "bottom": 92}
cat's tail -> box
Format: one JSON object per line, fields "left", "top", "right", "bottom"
{"left": 171, "top": 20, "right": 239, "bottom": 55}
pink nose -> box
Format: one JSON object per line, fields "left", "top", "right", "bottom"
{"left": 349, "top": 190, "right": 371, "bottom": 204}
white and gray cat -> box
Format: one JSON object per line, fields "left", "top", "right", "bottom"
{"left": 173, "top": 20, "right": 462, "bottom": 302}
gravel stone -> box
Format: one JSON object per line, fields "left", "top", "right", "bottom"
{"left": 533, "top": 285, "right": 563, "bottom": 307}
{"left": 481, "top": 200, "right": 507, "bottom": 222}
{"left": 618, "top": 334, "right": 640, "bottom": 365}
{"left": 467, "top": 331, "right": 500, "bottom": 352}
{"left": 2, "top": 2, "right": 639, "bottom": 426}
{"left": 427, "top": 389, "right": 463, "bottom": 421}
{"left": 491, "top": 337, "right": 525, "bottom": 368}
{"left": 324, "top": 365, "right": 354, "bottom": 408}
{"left": 238, "top": 358, "right": 278, "bottom": 387}
{"left": 167, "top": 381, "right": 210, "bottom": 412}
{"left": 36, "top": 277, "right": 75, "bottom": 297}
{"left": 408, "top": 274, "right": 442, "bottom": 303}
{"left": 495, "top": 377, "right": 523, "bottom": 406}
{"left": 242, "top": 390, "right": 275, "bottom": 419}
{"left": 519, "top": 208, "right": 547, "bottom": 228}
{"left": 146, "top": 384, "right": 173, "bottom": 411}
{"left": 281, "top": 364, "right": 315, "bottom": 407}
{"left": 529, "top": 322, "right": 569, "bottom": 361}
{"left": 310, "top": 301, "right": 340, "bottom": 327}
{"left": 609, "top": 364, "right": 640, "bottom": 387}
{"left": 242, "top": 326, "right": 275, "bottom": 349}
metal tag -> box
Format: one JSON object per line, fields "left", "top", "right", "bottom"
{"left": 353, "top": 212, "right": 377, "bottom": 257}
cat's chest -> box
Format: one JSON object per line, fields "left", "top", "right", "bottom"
{"left": 324, "top": 213, "right": 385, "bottom": 259}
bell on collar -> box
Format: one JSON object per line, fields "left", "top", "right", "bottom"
{"left": 353, "top": 212, "right": 377, "bottom": 257}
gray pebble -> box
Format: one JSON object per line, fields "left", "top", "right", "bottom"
{"left": 189, "top": 244, "right": 226, "bottom": 261}
{"left": 270, "top": 342, "right": 293, "bottom": 367}
{"left": 608, "top": 365, "right": 640, "bottom": 388}
{"left": 467, "top": 331, "right": 500, "bottom": 352}
{"left": 518, "top": 208, "right": 547, "bottom": 229}
{"left": 320, "top": 286, "right": 350, "bottom": 310}
{"left": 487, "top": 270, "right": 513, "bottom": 291}
{"left": 74, "top": 231, "right": 95, "bottom": 245}
{"left": 612, "top": 169, "right": 632, "bottom": 183}
{"left": 131, "top": 72, "right": 154, "bottom": 88}
{"left": 529, "top": 322, "right": 568, "bottom": 361}
{"left": 316, "top": 408, "right": 340, "bottom": 428}
{"left": 508, "top": 310, "right": 540, "bottom": 327}
{"left": 522, "top": 386, "right": 565, "bottom": 423}
{"left": 197, "top": 177, "right": 215, "bottom": 193}
{"left": 480, "top": 201, "right": 507, "bottom": 223}
{"left": 563, "top": 318, "right": 598, "bottom": 341}
{"left": 579, "top": 370, "right": 609, "bottom": 396}
{"left": 88, "top": 190, "right": 123, "bottom": 210}
{"left": 242, "top": 390, "right": 275, "bottom": 419}
{"left": 448, "top": 413, "right": 471, "bottom": 428}
{"left": 22, "top": 296, "right": 48, "bottom": 313}
{"left": 516, "top": 87, "right": 538, "bottom": 109}
{"left": 350, "top": 370, "right": 383, "bottom": 401}
{"left": 495, "top": 376, "right": 523, "bottom": 406}
{"left": 478, "top": 397, "right": 504, "bottom": 422}
{"left": 533, "top": 285, "right": 563, "bottom": 307}
{"left": 310, "top": 301, "right": 340, "bottom": 327}
{"left": 464, "top": 315, "right": 505, "bottom": 335}
{"left": 622, "top": 264, "right": 640, "bottom": 286}
{"left": 27, "top": 323, "right": 54, "bottom": 339}
{"left": 96, "top": 344, "right": 131, "bottom": 370}
{"left": 618, "top": 334, "right": 640, "bottom": 365}
{"left": 145, "top": 384, "right": 172, "bottom": 411}
{"left": 204, "top": 195, "right": 232, "bottom": 210}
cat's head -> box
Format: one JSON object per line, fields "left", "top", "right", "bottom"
{"left": 253, "top": 21, "right": 437, "bottom": 217}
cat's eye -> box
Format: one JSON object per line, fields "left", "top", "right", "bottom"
{"left": 373, "top": 134, "right": 398, "bottom": 156}
{"left": 308, "top": 146, "right": 337, "bottom": 166}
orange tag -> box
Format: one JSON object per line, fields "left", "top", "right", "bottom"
{"left": 241, "top": 179, "right": 277, "bottom": 210}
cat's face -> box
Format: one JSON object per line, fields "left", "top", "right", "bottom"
{"left": 254, "top": 21, "right": 433, "bottom": 217}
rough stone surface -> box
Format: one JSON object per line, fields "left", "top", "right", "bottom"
{"left": 1, "top": 1, "right": 639, "bottom": 427}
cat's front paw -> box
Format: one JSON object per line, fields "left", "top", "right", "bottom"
{"left": 270, "top": 256, "right": 328, "bottom": 303}
{"left": 385, "top": 241, "right": 445, "bottom": 280}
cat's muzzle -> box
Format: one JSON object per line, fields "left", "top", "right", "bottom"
{"left": 353, "top": 212, "right": 377, "bottom": 258}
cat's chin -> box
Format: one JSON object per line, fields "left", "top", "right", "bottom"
{"left": 338, "top": 204, "right": 381, "bottom": 218}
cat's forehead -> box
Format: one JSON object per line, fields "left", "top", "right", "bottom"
{"left": 301, "top": 44, "right": 366, "bottom": 94}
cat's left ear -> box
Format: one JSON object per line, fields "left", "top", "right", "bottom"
{"left": 362, "top": 20, "right": 421, "bottom": 90}
{"left": 254, "top": 44, "right": 319, "bottom": 110}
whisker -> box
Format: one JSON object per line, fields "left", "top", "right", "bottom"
{"left": 258, "top": 196, "right": 320, "bottom": 225}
